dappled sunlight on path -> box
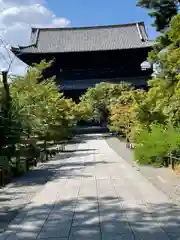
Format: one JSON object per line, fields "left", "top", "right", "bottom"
{"left": 1, "top": 134, "right": 180, "bottom": 239}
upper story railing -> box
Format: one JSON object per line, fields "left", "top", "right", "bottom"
{"left": 57, "top": 67, "right": 151, "bottom": 80}
{"left": 57, "top": 76, "right": 149, "bottom": 90}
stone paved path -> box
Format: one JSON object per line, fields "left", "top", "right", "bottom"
{"left": 0, "top": 142, "right": 78, "bottom": 233}
{"left": 1, "top": 134, "right": 180, "bottom": 240}
{"left": 106, "top": 137, "right": 180, "bottom": 206}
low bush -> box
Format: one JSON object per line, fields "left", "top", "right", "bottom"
{"left": 134, "top": 124, "right": 180, "bottom": 166}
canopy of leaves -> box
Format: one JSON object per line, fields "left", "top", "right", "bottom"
{"left": 133, "top": 14, "right": 180, "bottom": 128}
{"left": 80, "top": 82, "right": 133, "bottom": 123}
{"left": 0, "top": 60, "right": 77, "bottom": 171}
{"left": 137, "top": 0, "right": 179, "bottom": 32}
{"left": 130, "top": 13, "right": 180, "bottom": 168}
{"left": 74, "top": 101, "right": 93, "bottom": 121}
{"left": 108, "top": 89, "right": 145, "bottom": 138}
{"left": 10, "top": 62, "right": 76, "bottom": 142}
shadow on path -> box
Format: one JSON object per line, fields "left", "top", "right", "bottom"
{"left": 1, "top": 133, "right": 180, "bottom": 239}
{"left": 3, "top": 196, "right": 180, "bottom": 239}
{"left": 0, "top": 136, "right": 86, "bottom": 232}
{"left": 0, "top": 133, "right": 110, "bottom": 233}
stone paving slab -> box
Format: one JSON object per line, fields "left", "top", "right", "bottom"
{"left": 1, "top": 134, "right": 180, "bottom": 239}
{"left": 69, "top": 226, "right": 101, "bottom": 240}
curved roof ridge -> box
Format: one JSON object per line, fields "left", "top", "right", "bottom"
{"left": 31, "top": 21, "right": 145, "bottom": 31}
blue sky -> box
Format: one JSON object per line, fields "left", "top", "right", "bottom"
{"left": 46, "top": 0, "right": 157, "bottom": 40}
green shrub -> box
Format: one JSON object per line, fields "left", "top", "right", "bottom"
{"left": 134, "top": 124, "right": 180, "bottom": 166}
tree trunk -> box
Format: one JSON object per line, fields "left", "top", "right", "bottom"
{"left": 44, "top": 140, "right": 48, "bottom": 161}
{"left": 164, "top": 156, "right": 169, "bottom": 167}
{"left": 2, "top": 71, "right": 12, "bottom": 162}
{"left": 172, "top": 157, "right": 175, "bottom": 170}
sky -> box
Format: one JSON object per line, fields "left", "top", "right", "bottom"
{"left": 47, "top": 0, "right": 157, "bottom": 39}
{"left": 0, "top": 0, "right": 157, "bottom": 76}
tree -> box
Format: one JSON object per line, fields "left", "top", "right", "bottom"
{"left": 0, "top": 75, "right": 23, "bottom": 164}
{"left": 109, "top": 89, "right": 145, "bottom": 141}
{"left": 10, "top": 61, "right": 76, "bottom": 153}
{"left": 74, "top": 101, "right": 93, "bottom": 122}
{"left": 80, "top": 82, "right": 133, "bottom": 124}
{"left": 131, "top": 14, "right": 180, "bottom": 167}
{"left": 133, "top": 14, "right": 180, "bottom": 129}
{"left": 137, "top": 0, "right": 179, "bottom": 32}
{"left": 0, "top": 60, "right": 78, "bottom": 182}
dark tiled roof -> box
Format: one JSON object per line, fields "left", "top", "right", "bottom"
{"left": 11, "top": 22, "right": 153, "bottom": 54}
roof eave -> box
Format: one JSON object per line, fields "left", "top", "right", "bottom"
{"left": 11, "top": 44, "right": 36, "bottom": 53}
{"left": 11, "top": 46, "right": 20, "bottom": 53}
{"left": 11, "top": 45, "right": 153, "bottom": 55}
